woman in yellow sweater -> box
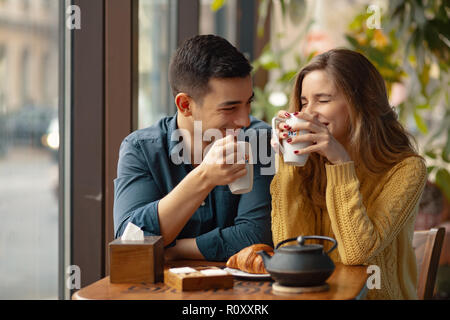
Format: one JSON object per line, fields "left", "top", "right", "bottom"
{"left": 270, "top": 49, "right": 427, "bottom": 299}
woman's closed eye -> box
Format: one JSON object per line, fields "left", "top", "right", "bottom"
{"left": 302, "top": 100, "right": 331, "bottom": 106}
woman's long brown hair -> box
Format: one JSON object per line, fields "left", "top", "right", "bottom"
{"left": 289, "top": 49, "right": 420, "bottom": 209}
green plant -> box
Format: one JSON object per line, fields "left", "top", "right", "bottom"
{"left": 345, "top": 0, "right": 450, "bottom": 201}
{"left": 251, "top": 32, "right": 315, "bottom": 122}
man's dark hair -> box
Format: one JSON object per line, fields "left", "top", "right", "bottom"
{"left": 168, "top": 34, "right": 252, "bottom": 102}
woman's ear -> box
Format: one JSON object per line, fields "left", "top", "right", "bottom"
{"left": 175, "top": 93, "right": 193, "bottom": 117}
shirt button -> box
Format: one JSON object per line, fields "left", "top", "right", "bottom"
{"left": 201, "top": 201, "right": 206, "bottom": 206}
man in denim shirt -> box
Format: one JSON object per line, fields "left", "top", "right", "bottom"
{"left": 114, "top": 35, "right": 274, "bottom": 261}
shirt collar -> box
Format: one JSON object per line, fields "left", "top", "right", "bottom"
{"left": 167, "top": 112, "right": 193, "bottom": 165}
{"left": 167, "top": 111, "right": 179, "bottom": 154}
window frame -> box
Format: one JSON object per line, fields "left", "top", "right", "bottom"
{"left": 59, "top": 0, "right": 71, "bottom": 301}
{"left": 70, "top": 0, "right": 106, "bottom": 295}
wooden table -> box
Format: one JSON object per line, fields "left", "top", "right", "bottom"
{"left": 72, "top": 260, "right": 368, "bottom": 300}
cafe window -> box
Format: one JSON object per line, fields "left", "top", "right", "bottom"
{"left": 137, "top": 0, "right": 177, "bottom": 130}
{"left": 0, "top": 0, "right": 61, "bottom": 299}
{"left": 199, "top": 0, "right": 238, "bottom": 46}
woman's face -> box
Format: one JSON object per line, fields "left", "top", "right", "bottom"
{"left": 300, "top": 70, "right": 351, "bottom": 145}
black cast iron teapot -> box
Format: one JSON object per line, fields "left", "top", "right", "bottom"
{"left": 258, "top": 235, "right": 338, "bottom": 287}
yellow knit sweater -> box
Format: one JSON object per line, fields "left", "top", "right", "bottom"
{"left": 270, "top": 155, "right": 427, "bottom": 300}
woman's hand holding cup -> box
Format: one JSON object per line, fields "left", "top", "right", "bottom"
{"left": 273, "top": 110, "right": 351, "bottom": 165}
{"left": 272, "top": 110, "right": 351, "bottom": 165}
{"left": 271, "top": 110, "right": 312, "bottom": 166}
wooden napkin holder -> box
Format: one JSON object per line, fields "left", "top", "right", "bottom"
{"left": 164, "top": 266, "right": 234, "bottom": 291}
{"left": 109, "top": 236, "right": 164, "bottom": 283}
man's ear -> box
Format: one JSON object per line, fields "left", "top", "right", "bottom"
{"left": 175, "top": 93, "right": 193, "bottom": 117}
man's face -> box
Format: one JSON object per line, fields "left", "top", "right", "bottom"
{"left": 190, "top": 76, "right": 253, "bottom": 138}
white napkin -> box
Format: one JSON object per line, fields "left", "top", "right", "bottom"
{"left": 169, "top": 267, "right": 197, "bottom": 274}
{"left": 121, "top": 222, "right": 144, "bottom": 241}
{"left": 200, "top": 269, "right": 228, "bottom": 276}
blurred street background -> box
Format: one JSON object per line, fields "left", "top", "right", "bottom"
{"left": 0, "top": 146, "right": 58, "bottom": 299}
{"left": 0, "top": 0, "right": 59, "bottom": 299}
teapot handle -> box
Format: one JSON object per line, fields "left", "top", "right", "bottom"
{"left": 297, "top": 235, "right": 338, "bottom": 255}
{"left": 275, "top": 237, "right": 298, "bottom": 250}
{"left": 275, "top": 235, "right": 338, "bottom": 255}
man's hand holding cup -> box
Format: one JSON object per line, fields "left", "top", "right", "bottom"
{"left": 199, "top": 134, "right": 253, "bottom": 194}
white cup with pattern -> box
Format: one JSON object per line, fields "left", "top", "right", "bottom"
{"left": 272, "top": 114, "right": 311, "bottom": 166}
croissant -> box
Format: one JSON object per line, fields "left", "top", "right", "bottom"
{"left": 226, "top": 244, "right": 274, "bottom": 274}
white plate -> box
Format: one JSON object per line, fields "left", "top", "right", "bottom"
{"left": 224, "top": 267, "right": 272, "bottom": 279}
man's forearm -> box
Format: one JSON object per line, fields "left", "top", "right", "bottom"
{"left": 157, "top": 166, "right": 214, "bottom": 246}
{"left": 164, "top": 238, "right": 205, "bottom": 260}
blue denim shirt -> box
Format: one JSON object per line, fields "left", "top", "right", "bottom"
{"left": 113, "top": 114, "right": 274, "bottom": 261}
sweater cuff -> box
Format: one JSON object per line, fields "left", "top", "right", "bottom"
{"left": 325, "top": 161, "right": 357, "bottom": 185}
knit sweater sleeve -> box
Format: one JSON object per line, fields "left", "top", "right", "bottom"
{"left": 270, "top": 155, "right": 318, "bottom": 247}
{"left": 325, "top": 157, "right": 427, "bottom": 265}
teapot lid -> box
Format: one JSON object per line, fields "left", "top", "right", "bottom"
{"left": 279, "top": 243, "right": 324, "bottom": 253}
{"left": 275, "top": 235, "right": 338, "bottom": 255}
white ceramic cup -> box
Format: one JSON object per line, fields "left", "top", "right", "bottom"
{"left": 228, "top": 141, "right": 253, "bottom": 194}
{"left": 272, "top": 114, "right": 311, "bottom": 166}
